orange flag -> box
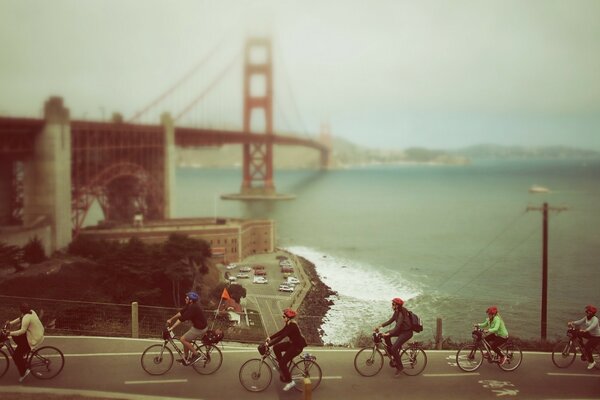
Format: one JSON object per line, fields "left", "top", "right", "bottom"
{"left": 221, "top": 288, "right": 231, "bottom": 300}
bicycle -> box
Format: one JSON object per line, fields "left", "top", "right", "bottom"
{"left": 141, "top": 327, "right": 223, "bottom": 376}
{"left": 353, "top": 331, "right": 427, "bottom": 377}
{"left": 551, "top": 327, "right": 600, "bottom": 369}
{"left": 456, "top": 327, "right": 522, "bottom": 372}
{"left": 239, "top": 343, "right": 322, "bottom": 392}
{"left": 0, "top": 322, "right": 65, "bottom": 380}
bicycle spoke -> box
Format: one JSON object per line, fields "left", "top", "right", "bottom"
{"left": 29, "top": 346, "right": 65, "bottom": 379}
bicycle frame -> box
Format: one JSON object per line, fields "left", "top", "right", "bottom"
{"left": 471, "top": 329, "right": 506, "bottom": 362}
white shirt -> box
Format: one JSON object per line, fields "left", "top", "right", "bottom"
{"left": 573, "top": 315, "right": 600, "bottom": 337}
{"left": 10, "top": 310, "right": 45, "bottom": 348}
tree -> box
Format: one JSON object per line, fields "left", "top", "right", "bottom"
{"left": 22, "top": 236, "right": 46, "bottom": 264}
{"left": 0, "top": 242, "right": 23, "bottom": 272}
{"left": 162, "top": 234, "right": 212, "bottom": 298}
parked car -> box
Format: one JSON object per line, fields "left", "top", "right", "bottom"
{"left": 239, "top": 266, "right": 252, "bottom": 272}
{"left": 278, "top": 284, "right": 294, "bottom": 293}
{"left": 253, "top": 276, "right": 268, "bottom": 284}
{"left": 227, "top": 276, "right": 237, "bottom": 283}
{"left": 287, "top": 276, "right": 300, "bottom": 285}
{"left": 281, "top": 266, "right": 294, "bottom": 273}
{"left": 254, "top": 270, "right": 267, "bottom": 276}
{"left": 226, "top": 263, "right": 237, "bottom": 270}
{"left": 236, "top": 272, "right": 250, "bottom": 279}
{"left": 253, "top": 265, "right": 265, "bottom": 270}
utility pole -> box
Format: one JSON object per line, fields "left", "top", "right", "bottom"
{"left": 526, "top": 202, "right": 568, "bottom": 341}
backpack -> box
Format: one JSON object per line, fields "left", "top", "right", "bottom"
{"left": 202, "top": 329, "right": 224, "bottom": 345}
{"left": 407, "top": 310, "right": 423, "bottom": 333}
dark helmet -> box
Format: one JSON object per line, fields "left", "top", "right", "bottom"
{"left": 392, "top": 298, "right": 404, "bottom": 306}
{"left": 585, "top": 305, "right": 597, "bottom": 315}
{"left": 283, "top": 308, "right": 297, "bottom": 319}
{"left": 486, "top": 306, "right": 498, "bottom": 315}
{"left": 186, "top": 292, "right": 199, "bottom": 302}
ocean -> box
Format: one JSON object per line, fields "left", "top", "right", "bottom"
{"left": 175, "top": 159, "right": 600, "bottom": 344}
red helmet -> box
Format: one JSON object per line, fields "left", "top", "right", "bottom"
{"left": 283, "top": 308, "right": 297, "bottom": 319}
{"left": 585, "top": 305, "right": 597, "bottom": 315}
{"left": 486, "top": 306, "right": 498, "bottom": 315}
{"left": 392, "top": 298, "right": 404, "bottom": 306}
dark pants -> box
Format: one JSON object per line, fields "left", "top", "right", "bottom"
{"left": 273, "top": 341, "right": 304, "bottom": 383}
{"left": 485, "top": 333, "right": 507, "bottom": 358}
{"left": 578, "top": 332, "right": 600, "bottom": 362}
{"left": 384, "top": 330, "right": 413, "bottom": 370}
{"left": 12, "top": 334, "right": 31, "bottom": 376}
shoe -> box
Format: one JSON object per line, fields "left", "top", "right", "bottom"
{"left": 176, "top": 358, "right": 186, "bottom": 364}
{"left": 189, "top": 353, "right": 202, "bottom": 364}
{"left": 283, "top": 381, "right": 296, "bottom": 391}
{"left": 19, "top": 369, "right": 31, "bottom": 383}
{"left": 587, "top": 361, "right": 596, "bottom": 370}
{"left": 394, "top": 368, "right": 404, "bottom": 377}
{"left": 499, "top": 356, "right": 507, "bottom": 365}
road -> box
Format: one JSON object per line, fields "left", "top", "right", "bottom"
{"left": 1, "top": 337, "right": 599, "bottom": 400}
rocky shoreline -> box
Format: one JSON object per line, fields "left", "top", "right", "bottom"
{"left": 294, "top": 254, "right": 337, "bottom": 345}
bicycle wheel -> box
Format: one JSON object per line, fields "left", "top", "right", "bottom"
{"left": 141, "top": 344, "right": 173, "bottom": 375}
{"left": 239, "top": 359, "right": 272, "bottom": 392}
{"left": 551, "top": 341, "right": 575, "bottom": 368}
{"left": 456, "top": 344, "right": 483, "bottom": 372}
{"left": 0, "top": 349, "right": 9, "bottom": 378}
{"left": 498, "top": 343, "right": 523, "bottom": 372}
{"left": 29, "top": 346, "right": 65, "bottom": 379}
{"left": 353, "top": 347, "right": 384, "bottom": 377}
{"left": 291, "top": 359, "right": 322, "bottom": 392}
{"left": 592, "top": 344, "right": 600, "bottom": 370}
{"left": 400, "top": 347, "right": 427, "bottom": 376}
{"left": 192, "top": 344, "right": 223, "bottom": 375}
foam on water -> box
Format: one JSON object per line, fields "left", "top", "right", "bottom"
{"left": 286, "top": 246, "right": 422, "bottom": 344}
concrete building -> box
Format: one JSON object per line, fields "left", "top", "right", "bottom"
{"left": 78, "top": 217, "right": 275, "bottom": 264}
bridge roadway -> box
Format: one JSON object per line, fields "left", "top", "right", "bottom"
{"left": 0, "top": 337, "right": 598, "bottom": 399}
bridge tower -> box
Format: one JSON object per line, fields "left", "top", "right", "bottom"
{"left": 241, "top": 37, "right": 275, "bottom": 196}
{"left": 319, "top": 122, "right": 333, "bottom": 169}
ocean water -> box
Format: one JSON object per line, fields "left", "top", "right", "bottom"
{"left": 175, "top": 159, "right": 600, "bottom": 344}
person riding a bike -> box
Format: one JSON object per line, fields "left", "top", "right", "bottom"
{"left": 265, "top": 308, "right": 307, "bottom": 391}
{"left": 568, "top": 304, "right": 600, "bottom": 370}
{"left": 476, "top": 306, "right": 509, "bottom": 365}
{"left": 166, "top": 291, "right": 207, "bottom": 365}
{"left": 5, "top": 302, "right": 45, "bottom": 382}
{"left": 375, "top": 297, "right": 412, "bottom": 377}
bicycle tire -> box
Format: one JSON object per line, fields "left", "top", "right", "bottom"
{"left": 400, "top": 347, "right": 427, "bottom": 376}
{"left": 498, "top": 343, "right": 522, "bottom": 371}
{"left": 592, "top": 344, "right": 600, "bottom": 370}
{"left": 29, "top": 346, "right": 65, "bottom": 379}
{"left": 239, "top": 358, "right": 272, "bottom": 392}
{"left": 0, "top": 349, "right": 9, "bottom": 378}
{"left": 192, "top": 344, "right": 223, "bottom": 375}
{"left": 456, "top": 344, "right": 483, "bottom": 372}
{"left": 141, "top": 344, "right": 173, "bottom": 375}
{"left": 353, "top": 347, "right": 384, "bottom": 377}
{"left": 291, "top": 359, "right": 322, "bottom": 392}
{"left": 551, "top": 341, "right": 575, "bottom": 368}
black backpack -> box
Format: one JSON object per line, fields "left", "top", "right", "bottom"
{"left": 407, "top": 310, "right": 423, "bottom": 333}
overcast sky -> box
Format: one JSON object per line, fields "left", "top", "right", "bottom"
{"left": 1, "top": 0, "right": 599, "bottom": 150}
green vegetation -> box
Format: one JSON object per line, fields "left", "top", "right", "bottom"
{"left": 0, "top": 234, "right": 219, "bottom": 308}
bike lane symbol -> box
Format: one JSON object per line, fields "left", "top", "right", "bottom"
{"left": 478, "top": 380, "right": 519, "bottom": 397}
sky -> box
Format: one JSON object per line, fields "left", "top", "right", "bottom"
{"left": 1, "top": 0, "right": 599, "bottom": 150}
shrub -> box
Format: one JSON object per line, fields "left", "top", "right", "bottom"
{"left": 22, "top": 236, "right": 46, "bottom": 264}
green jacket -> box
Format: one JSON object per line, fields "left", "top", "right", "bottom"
{"left": 478, "top": 315, "right": 509, "bottom": 338}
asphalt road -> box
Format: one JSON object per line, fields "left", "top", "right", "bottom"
{"left": 1, "top": 336, "right": 599, "bottom": 400}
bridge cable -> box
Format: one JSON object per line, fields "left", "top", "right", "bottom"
{"left": 128, "top": 33, "right": 233, "bottom": 123}
{"left": 174, "top": 52, "right": 242, "bottom": 122}
{"left": 274, "top": 41, "right": 310, "bottom": 137}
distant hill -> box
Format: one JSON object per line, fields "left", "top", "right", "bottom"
{"left": 177, "top": 136, "right": 469, "bottom": 169}
{"left": 453, "top": 144, "right": 600, "bottom": 160}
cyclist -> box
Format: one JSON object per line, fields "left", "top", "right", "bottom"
{"left": 166, "top": 291, "right": 207, "bottom": 365}
{"left": 374, "top": 297, "right": 412, "bottom": 377}
{"left": 5, "top": 302, "right": 45, "bottom": 382}
{"left": 265, "top": 308, "right": 307, "bottom": 391}
{"left": 476, "top": 306, "right": 509, "bottom": 365}
{"left": 568, "top": 304, "right": 600, "bottom": 370}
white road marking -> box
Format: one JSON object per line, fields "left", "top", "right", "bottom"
{"left": 124, "top": 379, "right": 188, "bottom": 385}
{"left": 320, "top": 376, "right": 343, "bottom": 379}
{"left": 547, "top": 373, "right": 600, "bottom": 378}
{"left": 424, "top": 373, "right": 480, "bottom": 377}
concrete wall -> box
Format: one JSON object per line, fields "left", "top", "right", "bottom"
{"left": 161, "top": 113, "right": 176, "bottom": 219}
{"left": 22, "top": 97, "right": 72, "bottom": 252}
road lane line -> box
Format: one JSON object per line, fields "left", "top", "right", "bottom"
{"left": 320, "top": 376, "right": 343, "bottom": 379}
{"left": 547, "top": 373, "right": 600, "bottom": 378}
{"left": 124, "top": 379, "right": 188, "bottom": 385}
{"left": 0, "top": 386, "right": 200, "bottom": 400}
{"left": 424, "top": 373, "right": 480, "bottom": 377}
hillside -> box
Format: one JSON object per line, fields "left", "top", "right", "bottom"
{"left": 453, "top": 144, "right": 600, "bottom": 160}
